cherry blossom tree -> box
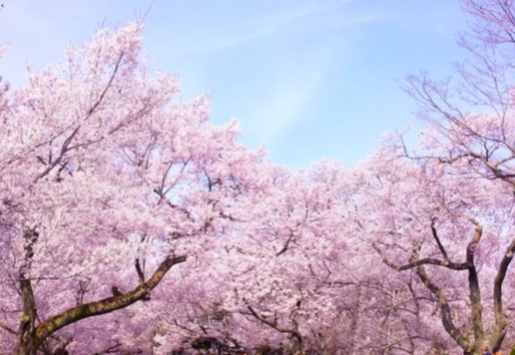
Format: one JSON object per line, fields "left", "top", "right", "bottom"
{"left": 354, "top": 1, "right": 515, "bottom": 354}
{"left": 352, "top": 141, "right": 511, "bottom": 353}
{"left": 150, "top": 161, "right": 451, "bottom": 354}
{"left": 0, "top": 22, "right": 268, "bottom": 354}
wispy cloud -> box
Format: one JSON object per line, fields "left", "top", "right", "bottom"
{"left": 248, "top": 69, "right": 324, "bottom": 146}
{"left": 222, "top": 1, "right": 384, "bottom": 147}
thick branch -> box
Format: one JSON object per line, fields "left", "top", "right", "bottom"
{"left": 489, "top": 238, "right": 515, "bottom": 349}
{"left": 416, "top": 266, "right": 467, "bottom": 348}
{"left": 30, "top": 255, "right": 186, "bottom": 352}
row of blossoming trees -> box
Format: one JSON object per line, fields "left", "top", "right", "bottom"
{"left": 2, "top": 0, "right": 515, "bottom": 354}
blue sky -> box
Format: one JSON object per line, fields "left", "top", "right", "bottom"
{"left": 0, "top": 1, "right": 468, "bottom": 167}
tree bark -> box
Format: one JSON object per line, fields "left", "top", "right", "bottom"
{"left": 466, "top": 219, "right": 484, "bottom": 354}
{"left": 489, "top": 238, "right": 515, "bottom": 350}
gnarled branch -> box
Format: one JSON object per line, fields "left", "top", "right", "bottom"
{"left": 23, "top": 254, "right": 186, "bottom": 353}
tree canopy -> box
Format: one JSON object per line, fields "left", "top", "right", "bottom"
{"left": 2, "top": 1, "right": 515, "bottom": 354}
